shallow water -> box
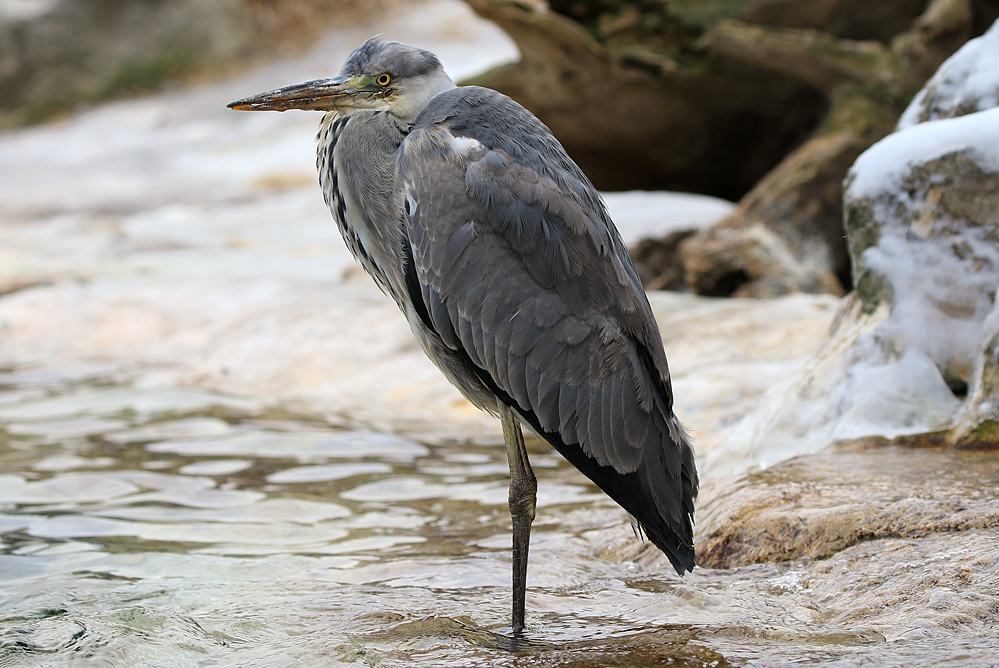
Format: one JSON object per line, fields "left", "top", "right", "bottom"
{"left": 2, "top": 366, "right": 998, "bottom": 667}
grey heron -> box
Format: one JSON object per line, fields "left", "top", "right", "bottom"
{"left": 228, "top": 38, "right": 698, "bottom": 634}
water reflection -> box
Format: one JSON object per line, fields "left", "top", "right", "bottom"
{"left": 2, "top": 371, "right": 999, "bottom": 666}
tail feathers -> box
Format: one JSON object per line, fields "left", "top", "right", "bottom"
{"left": 627, "top": 512, "right": 695, "bottom": 574}
{"left": 636, "top": 421, "right": 698, "bottom": 574}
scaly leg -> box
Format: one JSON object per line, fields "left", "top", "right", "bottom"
{"left": 499, "top": 403, "right": 537, "bottom": 635}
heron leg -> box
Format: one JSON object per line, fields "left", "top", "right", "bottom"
{"left": 499, "top": 403, "right": 537, "bottom": 635}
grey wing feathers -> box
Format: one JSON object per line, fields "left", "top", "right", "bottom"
{"left": 398, "top": 86, "right": 697, "bottom": 569}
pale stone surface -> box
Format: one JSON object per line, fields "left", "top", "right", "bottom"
{"left": 611, "top": 436, "right": 999, "bottom": 649}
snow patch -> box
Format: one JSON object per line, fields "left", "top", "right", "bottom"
{"left": 835, "top": 346, "right": 960, "bottom": 439}
{"left": 703, "top": 303, "right": 960, "bottom": 481}
{"left": 898, "top": 19, "right": 999, "bottom": 129}
{"left": 847, "top": 107, "right": 999, "bottom": 201}
{"left": 864, "top": 224, "right": 999, "bottom": 378}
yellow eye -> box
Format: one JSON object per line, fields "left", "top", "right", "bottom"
{"left": 375, "top": 73, "right": 391, "bottom": 86}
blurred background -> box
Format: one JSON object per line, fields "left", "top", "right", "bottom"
{"left": 3, "top": 0, "right": 997, "bottom": 299}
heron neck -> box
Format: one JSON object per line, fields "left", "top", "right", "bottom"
{"left": 390, "top": 74, "right": 456, "bottom": 122}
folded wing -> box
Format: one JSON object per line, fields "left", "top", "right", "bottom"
{"left": 398, "top": 87, "right": 698, "bottom": 573}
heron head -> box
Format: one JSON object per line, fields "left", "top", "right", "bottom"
{"left": 227, "top": 38, "right": 455, "bottom": 121}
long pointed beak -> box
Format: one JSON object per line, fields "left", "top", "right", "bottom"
{"left": 227, "top": 75, "right": 353, "bottom": 112}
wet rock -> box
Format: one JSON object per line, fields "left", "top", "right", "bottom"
{"left": 613, "top": 440, "right": 999, "bottom": 645}
{"left": 700, "top": 294, "right": 960, "bottom": 480}
{"left": 845, "top": 98, "right": 999, "bottom": 447}
{"left": 678, "top": 440, "right": 999, "bottom": 645}
{"left": 951, "top": 302, "right": 999, "bottom": 446}
{"left": 805, "top": 525, "right": 999, "bottom": 642}
{"left": 694, "top": 443, "right": 999, "bottom": 568}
